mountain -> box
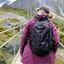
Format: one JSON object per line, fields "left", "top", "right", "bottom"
{"left": 0, "top": 0, "right": 64, "bottom": 16}
{"left": 9, "top": 0, "right": 39, "bottom": 12}
{"left": 0, "top": 0, "right": 5, "bottom": 3}
{"left": 9, "top": 0, "right": 64, "bottom": 16}
{"left": 38, "top": 0, "right": 64, "bottom": 16}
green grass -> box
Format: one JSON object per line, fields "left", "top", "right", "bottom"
{"left": 0, "top": 32, "right": 13, "bottom": 46}
{"left": 0, "top": 20, "right": 5, "bottom": 25}
{"left": 55, "top": 48, "right": 64, "bottom": 64}
{"left": 3, "top": 18, "right": 20, "bottom": 23}
{"left": 0, "top": 5, "right": 33, "bottom": 19}
{"left": 0, "top": 35, "right": 20, "bottom": 64}
{"left": 0, "top": 48, "right": 13, "bottom": 64}
{"left": 0, "top": 29, "right": 20, "bottom": 46}
{"left": 55, "top": 56, "right": 64, "bottom": 64}
{"left": 52, "top": 17, "right": 64, "bottom": 45}
{"left": 0, "top": 27, "right": 7, "bottom": 32}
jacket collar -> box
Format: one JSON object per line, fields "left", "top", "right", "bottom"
{"left": 35, "top": 14, "right": 48, "bottom": 21}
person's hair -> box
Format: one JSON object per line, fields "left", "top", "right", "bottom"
{"left": 36, "top": 7, "right": 53, "bottom": 19}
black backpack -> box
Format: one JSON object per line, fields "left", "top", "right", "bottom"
{"left": 29, "top": 18, "right": 54, "bottom": 57}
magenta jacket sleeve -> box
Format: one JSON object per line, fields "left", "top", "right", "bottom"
{"left": 20, "top": 18, "right": 34, "bottom": 55}
{"left": 51, "top": 22, "right": 60, "bottom": 53}
{"left": 20, "top": 20, "right": 30, "bottom": 55}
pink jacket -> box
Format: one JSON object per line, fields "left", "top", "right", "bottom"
{"left": 20, "top": 18, "right": 60, "bottom": 64}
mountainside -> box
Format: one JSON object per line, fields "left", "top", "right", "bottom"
{"left": 9, "top": 0, "right": 64, "bottom": 16}
{"left": 10, "top": 0, "right": 39, "bottom": 12}
{"left": 37, "top": 0, "right": 64, "bottom": 16}
{"left": 0, "top": 0, "right": 64, "bottom": 16}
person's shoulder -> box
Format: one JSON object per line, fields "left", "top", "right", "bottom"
{"left": 26, "top": 17, "right": 35, "bottom": 25}
{"left": 48, "top": 19, "right": 55, "bottom": 25}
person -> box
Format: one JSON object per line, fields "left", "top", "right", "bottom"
{"left": 20, "top": 7, "right": 60, "bottom": 64}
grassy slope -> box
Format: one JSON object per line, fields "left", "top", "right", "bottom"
{"left": 52, "top": 17, "right": 64, "bottom": 45}
{"left": 0, "top": 48, "right": 13, "bottom": 64}
{"left": 0, "top": 5, "right": 28, "bottom": 45}
{"left": 55, "top": 56, "right": 64, "bottom": 64}
{"left": 0, "top": 6, "right": 25, "bottom": 64}
{"left": 0, "top": 5, "right": 32, "bottom": 19}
